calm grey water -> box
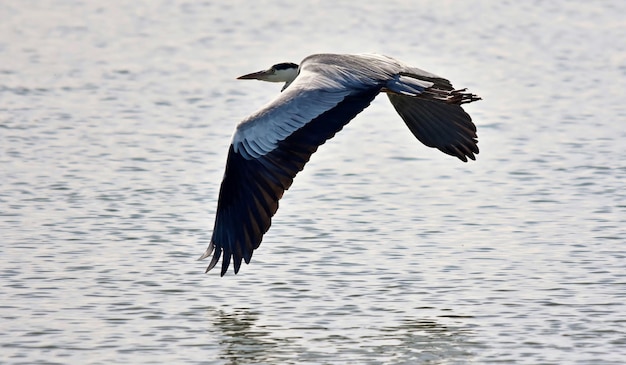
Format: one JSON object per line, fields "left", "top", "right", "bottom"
{"left": 2, "top": 1, "right": 625, "bottom": 364}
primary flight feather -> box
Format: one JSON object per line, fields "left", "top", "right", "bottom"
{"left": 200, "top": 53, "right": 481, "bottom": 276}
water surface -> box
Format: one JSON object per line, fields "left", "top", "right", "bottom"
{"left": 1, "top": 1, "right": 625, "bottom": 364}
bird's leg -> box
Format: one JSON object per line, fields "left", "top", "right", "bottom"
{"left": 422, "top": 87, "right": 481, "bottom": 105}
{"left": 450, "top": 88, "right": 482, "bottom": 105}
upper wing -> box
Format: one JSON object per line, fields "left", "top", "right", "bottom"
{"left": 201, "top": 62, "right": 383, "bottom": 276}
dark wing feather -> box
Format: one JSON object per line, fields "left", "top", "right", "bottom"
{"left": 206, "top": 88, "right": 380, "bottom": 276}
{"left": 387, "top": 92, "right": 479, "bottom": 162}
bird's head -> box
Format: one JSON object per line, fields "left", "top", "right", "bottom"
{"left": 237, "top": 62, "right": 299, "bottom": 91}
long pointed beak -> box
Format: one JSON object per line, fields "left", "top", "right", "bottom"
{"left": 237, "top": 69, "right": 271, "bottom": 80}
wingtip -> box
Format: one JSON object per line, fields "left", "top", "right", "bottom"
{"left": 199, "top": 242, "right": 225, "bottom": 274}
{"left": 458, "top": 149, "right": 478, "bottom": 163}
{"left": 205, "top": 251, "right": 221, "bottom": 274}
{"left": 198, "top": 242, "right": 214, "bottom": 261}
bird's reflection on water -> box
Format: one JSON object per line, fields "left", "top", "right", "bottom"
{"left": 209, "top": 307, "right": 477, "bottom": 364}
{"left": 210, "top": 308, "right": 294, "bottom": 364}
{"left": 370, "top": 318, "right": 478, "bottom": 363}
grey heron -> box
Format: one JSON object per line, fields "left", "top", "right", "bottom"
{"left": 200, "top": 53, "right": 481, "bottom": 276}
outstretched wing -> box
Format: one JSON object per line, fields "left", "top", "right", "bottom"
{"left": 201, "top": 58, "right": 384, "bottom": 276}
{"left": 385, "top": 71, "right": 480, "bottom": 162}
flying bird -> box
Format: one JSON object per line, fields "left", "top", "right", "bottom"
{"left": 200, "top": 53, "right": 481, "bottom": 276}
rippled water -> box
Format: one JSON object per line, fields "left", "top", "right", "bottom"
{"left": 2, "top": 1, "right": 625, "bottom": 364}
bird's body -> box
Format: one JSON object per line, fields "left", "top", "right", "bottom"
{"left": 200, "top": 53, "right": 481, "bottom": 276}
